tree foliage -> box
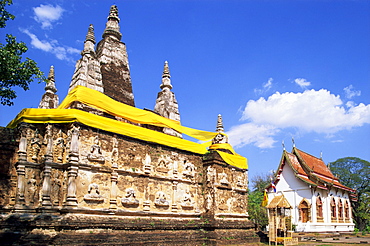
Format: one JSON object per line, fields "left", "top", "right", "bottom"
{"left": 0, "top": 0, "right": 44, "bottom": 106}
{"left": 248, "top": 173, "right": 270, "bottom": 230}
{"left": 329, "top": 157, "right": 370, "bottom": 231}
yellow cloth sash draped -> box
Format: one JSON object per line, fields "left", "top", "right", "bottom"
{"left": 7, "top": 86, "right": 247, "bottom": 169}
{"left": 58, "top": 86, "right": 217, "bottom": 141}
{"left": 209, "top": 143, "right": 248, "bottom": 169}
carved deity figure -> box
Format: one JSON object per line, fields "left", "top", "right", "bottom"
{"left": 156, "top": 155, "right": 170, "bottom": 173}
{"left": 121, "top": 188, "right": 139, "bottom": 206}
{"left": 70, "top": 125, "right": 80, "bottom": 154}
{"left": 155, "top": 191, "right": 169, "bottom": 206}
{"left": 181, "top": 188, "right": 193, "bottom": 208}
{"left": 27, "top": 173, "right": 38, "bottom": 204}
{"left": 84, "top": 183, "right": 104, "bottom": 202}
{"left": 207, "top": 166, "right": 215, "bottom": 183}
{"left": 183, "top": 160, "right": 195, "bottom": 179}
{"left": 206, "top": 192, "right": 213, "bottom": 210}
{"left": 87, "top": 136, "right": 105, "bottom": 162}
{"left": 111, "top": 137, "right": 119, "bottom": 167}
{"left": 219, "top": 172, "right": 229, "bottom": 185}
{"left": 55, "top": 129, "right": 65, "bottom": 162}
{"left": 51, "top": 172, "right": 62, "bottom": 205}
{"left": 30, "top": 129, "right": 41, "bottom": 161}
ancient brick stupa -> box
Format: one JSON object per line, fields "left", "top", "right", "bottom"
{"left": 0, "top": 5, "right": 256, "bottom": 245}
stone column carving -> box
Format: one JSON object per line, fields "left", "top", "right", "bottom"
{"left": 110, "top": 171, "right": 118, "bottom": 209}
{"left": 172, "top": 181, "right": 178, "bottom": 212}
{"left": 44, "top": 124, "right": 53, "bottom": 163}
{"left": 65, "top": 125, "right": 80, "bottom": 207}
{"left": 15, "top": 125, "right": 27, "bottom": 207}
{"left": 41, "top": 165, "right": 52, "bottom": 207}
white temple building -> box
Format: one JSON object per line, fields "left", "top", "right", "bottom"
{"left": 266, "top": 146, "right": 356, "bottom": 232}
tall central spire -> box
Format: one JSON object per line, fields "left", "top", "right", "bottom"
{"left": 103, "top": 5, "right": 122, "bottom": 40}
{"left": 154, "top": 61, "right": 181, "bottom": 138}
{"left": 96, "top": 5, "right": 135, "bottom": 106}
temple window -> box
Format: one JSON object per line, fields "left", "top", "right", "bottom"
{"left": 331, "top": 197, "right": 337, "bottom": 221}
{"left": 338, "top": 199, "right": 343, "bottom": 221}
{"left": 316, "top": 196, "right": 323, "bottom": 222}
{"left": 298, "top": 199, "right": 311, "bottom": 223}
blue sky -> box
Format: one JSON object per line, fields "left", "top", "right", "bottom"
{"left": 1, "top": 0, "right": 369, "bottom": 181}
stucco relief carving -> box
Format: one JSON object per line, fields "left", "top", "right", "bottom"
{"left": 55, "top": 130, "right": 65, "bottom": 163}
{"left": 181, "top": 188, "right": 194, "bottom": 209}
{"left": 84, "top": 183, "right": 104, "bottom": 202}
{"left": 26, "top": 172, "right": 38, "bottom": 205}
{"left": 87, "top": 136, "right": 105, "bottom": 162}
{"left": 155, "top": 191, "right": 169, "bottom": 207}
{"left": 30, "top": 129, "right": 41, "bottom": 161}
{"left": 156, "top": 155, "right": 170, "bottom": 173}
{"left": 111, "top": 136, "right": 119, "bottom": 168}
{"left": 219, "top": 172, "right": 229, "bottom": 185}
{"left": 182, "top": 160, "right": 195, "bottom": 179}
{"left": 51, "top": 171, "right": 63, "bottom": 206}
{"left": 143, "top": 154, "right": 152, "bottom": 174}
{"left": 218, "top": 198, "right": 229, "bottom": 211}
{"left": 121, "top": 188, "right": 139, "bottom": 207}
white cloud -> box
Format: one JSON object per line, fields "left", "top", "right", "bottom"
{"left": 227, "top": 123, "right": 279, "bottom": 149}
{"left": 21, "top": 29, "right": 52, "bottom": 51}
{"left": 228, "top": 89, "right": 370, "bottom": 149}
{"left": 294, "top": 78, "right": 311, "bottom": 88}
{"left": 33, "top": 4, "right": 64, "bottom": 29}
{"left": 21, "top": 29, "right": 80, "bottom": 62}
{"left": 344, "top": 84, "right": 361, "bottom": 99}
{"left": 254, "top": 78, "right": 273, "bottom": 95}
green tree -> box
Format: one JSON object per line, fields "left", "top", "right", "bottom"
{"left": 248, "top": 173, "right": 270, "bottom": 230}
{"left": 329, "top": 157, "right": 370, "bottom": 231}
{"left": 0, "top": 0, "right": 44, "bottom": 106}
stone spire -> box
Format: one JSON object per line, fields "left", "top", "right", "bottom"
{"left": 83, "top": 24, "right": 96, "bottom": 54}
{"left": 212, "top": 114, "right": 228, "bottom": 144}
{"left": 39, "top": 66, "right": 59, "bottom": 109}
{"left": 69, "top": 24, "right": 103, "bottom": 93}
{"left": 154, "top": 61, "right": 181, "bottom": 138}
{"left": 96, "top": 5, "right": 135, "bottom": 106}
{"left": 216, "top": 114, "right": 224, "bottom": 133}
{"left": 102, "top": 5, "right": 122, "bottom": 40}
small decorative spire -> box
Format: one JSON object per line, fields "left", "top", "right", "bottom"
{"left": 320, "top": 151, "right": 323, "bottom": 159}
{"left": 103, "top": 5, "right": 122, "bottom": 40}
{"left": 292, "top": 137, "right": 295, "bottom": 148}
{"left": 282, "top": 140, "right": 285, "bottom": 151}
{"left": 108, "top": 5, "right": 120, "bottom": 22}
{"left": 212, "top": 114, "right": 228, "bottom": 144}
{"left": 85, "top": 24, "right": 96, "bottom": 44}
{"left": 39, "top": 65, "right": 59, "bottom": 109}
{"left": 160, "top": 61, "right": 173, "bottom": 90}
{"left": 48, "top": 65, "right": 55, "bottom": 82}
{"left": 216, "top": 114, "right": 224, "bottom": 133}
{"left": 162, "top": 61, "right": 171, "bottom": 78}
{"left": 45, "top": 65, "right": 57, "bottom": 94}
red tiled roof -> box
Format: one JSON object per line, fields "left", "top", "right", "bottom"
{"left": 272, "top": 147, "right": 355, "bottom": 195}
{"left": 295, "top": 148, "right": 335, "bottom": 179}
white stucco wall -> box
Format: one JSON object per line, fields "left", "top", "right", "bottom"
{"left": 267, "top": 160, "right": 355, "bottom": 232}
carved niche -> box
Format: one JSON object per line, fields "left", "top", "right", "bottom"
{"left": 155, "top": 191, "right": 169, "bottom": 207}
{"left": 26, "top": 170, "right": 39, "bottom": 206}
{"left": 156, "top": 155, "right": 170, "bottom": 174}
{"left": 181, "top": 188, "right": 194, "bottom": 209}
{"left": 182, "top": 160, "right": 195, "bottom": 180}
{"left": 84, "top": 183, "right": 104, "bottom": 203}
{"left": 87, "top": 135, "right": 105, "bottom": 162}
{"left": 30, "top": 129, "right": 41, "bottom": 162}
{"left": 121, "top": 188, "right": 139, "bottom": 207}
{"left": 54, "top": 129, "right": 66, "bottom": 163}
{"left": 110, "top": 136, "right": 119, "bottom": 168}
